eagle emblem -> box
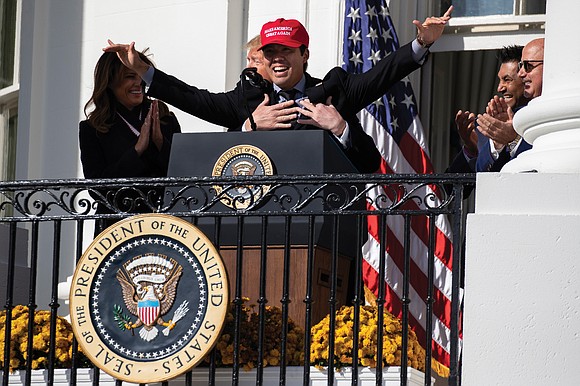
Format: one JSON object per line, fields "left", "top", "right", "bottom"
{"left": 212, "top": 144, "right": 274, "bottom": 209}
{"left": 115, "top": 253, "right": 188, "bottom": 342}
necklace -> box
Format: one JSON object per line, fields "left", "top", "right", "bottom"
{"left": 117, "top": 109, "right": 143, "bottom": 137}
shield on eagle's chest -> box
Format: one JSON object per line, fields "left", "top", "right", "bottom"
{"left": 138, "top": 298, "right": 160, "bottom": 326}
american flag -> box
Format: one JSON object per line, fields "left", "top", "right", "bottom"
{"left": 342, "top": 0, "right": 460, "bottom": 373}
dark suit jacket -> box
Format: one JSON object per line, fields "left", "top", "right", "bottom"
{"left": 445, "top": 149, "right": 475, "bottom": 198}
{"left": 146, "top": 42, "right": 422, "bottom": 173}
{"left": 79, "top": 102, "right": 181, "bottom": 215}
{"left": 475, "top": 105, "right": 532, "bottom": 172}
{"left": 476, "top": 136, "right": 532, "bottom": 172}
{"left": 446, "top": 149, "right": 475, "bottom": 173}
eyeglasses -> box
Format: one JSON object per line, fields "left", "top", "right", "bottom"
{"left": 518, "top": 60, "right": 543, "bottom": 72}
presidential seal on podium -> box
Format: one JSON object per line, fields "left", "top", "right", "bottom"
{"left": 69, "top": 214, "right": 228, "bottom": 383}
{"left": 212, "top": 144, "right": 274, "bottom": 209}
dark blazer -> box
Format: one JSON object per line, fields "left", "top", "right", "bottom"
{"left": 475, "top": 105, "right": 532, "bottom": 172}
{"left": 79, "top": 102, "right": 181, "bottom": 215}
{"left": 476, "top": 134, "right": 532, "bottom": 172}
{"left": 445, "top": 149, "right": 475, "bottom": 198}
{"left": 446, "top": 149, "right": 475, "bottom": 173}
{"left": 146, "top": 42, "right": 422, "bottom": 173}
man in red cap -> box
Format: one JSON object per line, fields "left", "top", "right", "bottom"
{"left": 105, "top": 7, "right": 452, "bottom": 173}
{"left": 258, "top": 18, "right": 310, "bottom": 91}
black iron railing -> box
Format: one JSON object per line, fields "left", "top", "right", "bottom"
{"left": 0, "top": 174, "right": 475, "bottom": 386}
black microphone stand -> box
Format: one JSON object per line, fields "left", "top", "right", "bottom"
{"left": 240, "top": 67, "right": 266, "bottom": 132}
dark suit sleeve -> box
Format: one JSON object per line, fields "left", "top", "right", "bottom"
{"left": 303, "top": 43, "right": 421, "bottom": 174}
{"left": 344, "top": 118, "right": 382, "bottom": 173}
{"left": 446, "top": 150, "right": 475, "bottom": 173}
{"left": 342, "top": 42, "right": 421, "bottom": 114}
{"left": 444, "top": 150, "right": 475, "bottom": 198}
{"left": 476, "top": 139, "right": 504, "bottom": 172}
{"left": 310, "top": 42, "right": 422, "bottom": 119}
{"left": 147, "top": 69, "right": 250, "bottom": 129}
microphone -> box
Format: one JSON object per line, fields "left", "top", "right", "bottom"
{"left": 241, "top": 67, "right": 270, "bottom": 92}
{"left": 240, "top": 68, "right": 267, "bottom": 132}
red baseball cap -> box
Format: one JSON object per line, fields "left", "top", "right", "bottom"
{"left": 259, "top": 18, "right": 309, "bottom": 50}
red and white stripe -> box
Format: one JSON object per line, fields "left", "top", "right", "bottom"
{"left": 138, "top": 305, "right": 160, "bottom": 326}
{"left": 360, "top": 110, "right": 462, "bottom": 369}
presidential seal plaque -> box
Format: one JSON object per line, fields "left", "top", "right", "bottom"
{"left": 212, "top": 144, "right": 274, "bottom": 209}
{"left": 70, "top": 214, "right": 228, "bottom": 383}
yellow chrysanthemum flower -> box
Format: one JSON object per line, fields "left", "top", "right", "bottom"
{"left": 309, "top": 305, "right": 425, "bottom": 372}
{"left": 0, "top": 306, "right": 83, "bottom": 373}
{"left": 207, "top": 299, "right": 304, "bottom": 370}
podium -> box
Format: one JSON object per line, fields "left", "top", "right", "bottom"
{"left": 167, "top": 131, "right": 362, "bottom": 325}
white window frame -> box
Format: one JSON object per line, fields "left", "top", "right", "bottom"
{"left": 433, "top": 14, "right": 545, "bottom": 53}
{"left": 0, "top": 0, "right": 21, "bottom": 182}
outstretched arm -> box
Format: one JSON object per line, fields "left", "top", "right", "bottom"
{"left": 314, "top": 7, "right": 453, "bottom": 119}
{"left": 103, "top": 40, "right": 253, "bottom": 130}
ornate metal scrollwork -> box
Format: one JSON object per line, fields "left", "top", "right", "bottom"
{"left": 0, "top": 175, "right": 474, "bottom": 220}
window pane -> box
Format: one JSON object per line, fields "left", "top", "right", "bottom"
{"left": 0, "top": 105, "right": 16, "bottom": 216}
{"left": 0, "top": 0, "right": 17, "bottom": 89}
{"left": 0, "top": 105, "right": 17, "bottom": 181}
{"left": 6, "top": 107, "right": 17, "bottom": 180}
{"left": 448, "top": 0, "right": 546, "bottom": 17}
{"left": 521, "top": 0, "right": 546, "bottom": 14}
{"left": 452, "top": 0, "right": 513, "bottom": 17}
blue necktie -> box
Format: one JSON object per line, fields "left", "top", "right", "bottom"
{"left": 278, "top": 89, "right": 297, "bottom": 104}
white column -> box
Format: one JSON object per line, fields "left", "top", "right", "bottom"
{"left": 464, "top": 4, "right": 580, "bottom": 383}
{"left": 463, "top": 173, "right": 580, "bottom": 385}
{"left": 502, "top": 0, "right": 580, "bottom": 173}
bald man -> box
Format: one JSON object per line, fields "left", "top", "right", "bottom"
{"left": 476, "top": 38, "right": 544, "bottom": 172}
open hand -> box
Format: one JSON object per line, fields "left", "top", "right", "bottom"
{"left": 413, "top": 5, "right": 453, "bottom": 46}
{"left": 135, "top": 106, "right": 152, "bottom": 155}
{"left": 477, "top": 112, "right": 518, "bottom": 149}
{"left": 297, "top": 96, "right": 346, "bottom": 136}
{"left": 486, "top": 95, "right": 512, "bottom": 122}
{"left": 247, "top": 94, "right": 301, "bottom": 131}
{"left": 455, "top": 110, "right": 477, "bottom": 155}
{"left": 103, "top": 40, "right": 150, "bottom": 76}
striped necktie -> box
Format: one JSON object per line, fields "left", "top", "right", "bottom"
{"left": 277, "top": 89, "right": 297, "bottom": 104}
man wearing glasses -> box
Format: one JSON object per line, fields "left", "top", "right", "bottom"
{"left": 518, "top": 38, "right": 544, "bottom": 99}
{"left": 475, "top": 38, "right": 544, "bottom": 172}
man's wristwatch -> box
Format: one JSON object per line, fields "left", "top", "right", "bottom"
{"left": 417, "top": 35, "right": 433, "bottom": 49}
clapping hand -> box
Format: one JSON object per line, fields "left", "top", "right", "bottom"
{"left": 486, "top": 95, "right": 512, "bottom": 121}
{"left": 477, "top": 96, "right": 518, "bottom": 149}
{"left": 455, "top": 110, "right": 477, "bottom": 156}
{"left": 135, "top": 100, "right": 162, "bottom": 155}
